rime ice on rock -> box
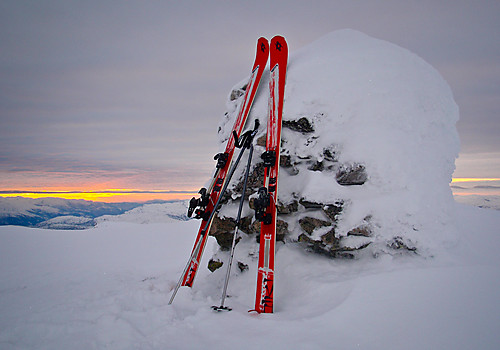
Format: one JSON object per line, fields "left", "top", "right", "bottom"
{"left": 211, "top": 30, "right": 459, "bottom": 261}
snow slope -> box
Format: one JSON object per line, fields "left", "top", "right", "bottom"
{"left": 97, "top": 201, "right": 190, "bottom": 224}
{"left": 0, "top": 203, "right": 498, "bottom": 350}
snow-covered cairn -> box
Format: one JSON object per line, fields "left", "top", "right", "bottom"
{"left": 208, "top": 30, "right": 459, "bottom": 266}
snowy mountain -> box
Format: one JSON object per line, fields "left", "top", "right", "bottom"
{"left": 36, "top": 215, "right": 97, "bottom": 230}
{"left": 0, "top": 197, "right": 187, "bottom": 229}
{"left": 97, "top": 201, "right": 190, "bottom": 224}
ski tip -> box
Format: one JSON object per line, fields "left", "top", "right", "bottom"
{"left": 257, "top": 37, "right": 269, "bottom": 54}
{"left": 270, "top": 35, "right": 288, "bottom": 51}
{"left": 271, "top": 35, "right": 286, "bottom": 41}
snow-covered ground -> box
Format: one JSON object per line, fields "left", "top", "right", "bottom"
{"left": 0, "top": 202, "right": 498, "bottom": 350}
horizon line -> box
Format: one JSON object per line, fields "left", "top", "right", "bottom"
{"left": 0, "top": 189, "right": 198, "bottom": 203}
{"left": 0, "top": 189, "right": 198, "bottom": 195}
{"left": 451, "top": 178, "right": 500, "bottom": 183}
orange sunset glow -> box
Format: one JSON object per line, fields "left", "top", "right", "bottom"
{"left": 451, "top": 178, "right": 500, "bottom": 183}
{"left": 2, "top": 178, "right": 499, "bottom": 203}
{"left": 0, "top": 188, "right": 198, "bottom": 203}
{"left": 451, "top": 178, "right": 500, "bottom": 196}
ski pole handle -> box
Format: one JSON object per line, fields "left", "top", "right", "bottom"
{"left": 233, "top": 119, "right": 260, "bottom": 149}
{"left": 252, "top": 118, "right": 260, "bottom": 132}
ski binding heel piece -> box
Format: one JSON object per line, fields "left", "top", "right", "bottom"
{"left": 261, "top": 150, "right": 276, "bottom": 168}
{"left": 194, "top": 208, "right": 211, "bottom": 221}
{"left": 254, "top": 187, "right": 272, "bottom": 224}
{"left": 187, "top": 188, "right": 209, "bottom": 218}
{"left": 214, "top": 152, "right": 229, "bottom": 169}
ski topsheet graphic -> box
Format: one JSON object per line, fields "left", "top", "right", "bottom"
{"left": 169, "top": 38, "right": 269, "bottom": 305}
{"left": 252, "top": 35, "right": 288, "bottom": 314}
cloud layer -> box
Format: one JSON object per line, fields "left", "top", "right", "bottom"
{"left": 1, "top": 1, "right": 499, "bottom": 193}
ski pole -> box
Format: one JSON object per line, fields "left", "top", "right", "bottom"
{"left": 213, "top": 142, "right": 254, "bottom": 311}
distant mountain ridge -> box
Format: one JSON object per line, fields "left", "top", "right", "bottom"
{"left": 0, "top": 197, "right": 188, "bottom": 229}
{"left": 453, "top": 195, "right": 500, "bottom": 211}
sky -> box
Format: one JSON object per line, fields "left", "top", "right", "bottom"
{"left": 1, "top": 0, "right": 499, "bottom": 202}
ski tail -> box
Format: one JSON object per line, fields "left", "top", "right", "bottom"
{"left": 253, "top": 35, "right": 288, "bottom": 314}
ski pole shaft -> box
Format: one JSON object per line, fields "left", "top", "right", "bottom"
{"left": 218, "top": 144, "right": 254, "bottom": 309}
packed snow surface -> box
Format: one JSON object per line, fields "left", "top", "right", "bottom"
{"left": 0, "top": 203, "right": 499, "bottom": 349}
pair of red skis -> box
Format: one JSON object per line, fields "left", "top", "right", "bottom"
{"left": 169, "top": 36, "right": 288, "bottom": 314}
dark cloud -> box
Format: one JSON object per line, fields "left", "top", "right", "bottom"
{"left": 1, "top": 0, "right": 499, "bottom": 190}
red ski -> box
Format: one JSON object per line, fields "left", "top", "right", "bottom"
{"left": 169, "top": 37, "right": 269, "bottom": 305}
{"left": 252, "top": 36, "right": 288, "bottom": 313}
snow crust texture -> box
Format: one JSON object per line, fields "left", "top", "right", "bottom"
{"left": 218, "top": 30, "right": 460, "bottom": 256}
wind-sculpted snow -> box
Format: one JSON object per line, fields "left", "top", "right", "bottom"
{"left": 219, "top": 29, "right": 460, "bottom": 256}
